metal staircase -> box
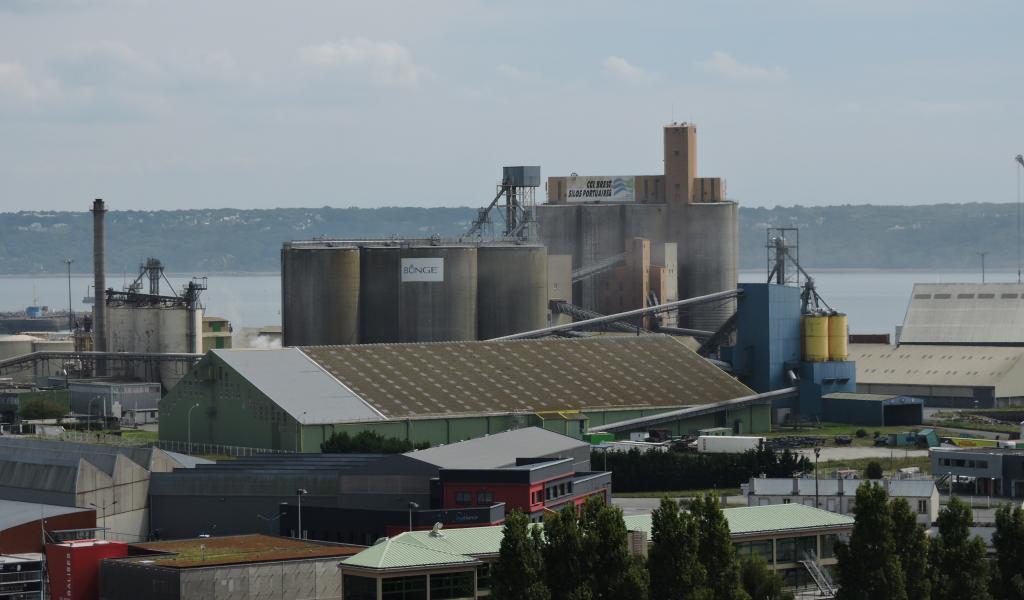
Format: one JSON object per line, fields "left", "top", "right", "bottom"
{"left": 799, "top": 551, "right": 836, "bottom": 598}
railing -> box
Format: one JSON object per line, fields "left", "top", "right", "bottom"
{"left": 798, "top": 551, "right": 836, "bottom": 598}
{"left": 150, "top": 439, "right": 295, "bottom": 457}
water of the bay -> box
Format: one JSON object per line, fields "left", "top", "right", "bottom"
{"left": 0, "top": 269, "right": 1008, "bottom": 335}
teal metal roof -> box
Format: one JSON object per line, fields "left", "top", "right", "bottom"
{"left": 624, "top": 504, "right": 853, "bottom": 538}
{"left": 340, "top": 537, "right": 480, "bottom": 571}
{"left": 341, "top": 504, "right": 853, "bottom": 571}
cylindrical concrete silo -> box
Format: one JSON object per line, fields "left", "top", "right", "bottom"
{"left": 477, "top": 245, "right": 548, "bottom": 339}
{"left": 398, "top": 245, "right": 478, "bottom": 342}
{"left": 359, "top": 245, "right": 403, "bottom": 343}
{"left": 281, "top": 243, "right": 361, "bottom": 346}
{"left": 678, "top": 201, "right": 738, "bottom": 332}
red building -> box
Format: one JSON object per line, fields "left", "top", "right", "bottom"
{"left": 0, "top": 500, "right": 95, "bottom": 555}
{"left": 46, "top": 539, "right": 129, "bottom": 600}
{"left": 438, "top": 457, "right": 612, "bottom": 522}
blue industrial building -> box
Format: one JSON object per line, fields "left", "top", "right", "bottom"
{"left": 725, "top": 283, "right": 856, "bottom": 424}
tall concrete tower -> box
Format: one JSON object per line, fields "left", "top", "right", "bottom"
{"left": 664, "top": 123, "right": 697, "bottom": 205}
{"left": 91, "top": 199, "right": 108, "bottom": 375}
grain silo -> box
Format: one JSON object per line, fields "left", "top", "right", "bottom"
{"left": 281, "top": 242, "right": 361, "bottom": 346}
{"left": 477, "top": 244, "right": 548, "bottom": 339}
{"left": 397, "top": 244, "right": 478, "bottom": 342}
{"left": 359, "top": 244, "right": 403, "bottom": 344}
{"left": 678, "top": 200, "right": 738, "bottom": 332}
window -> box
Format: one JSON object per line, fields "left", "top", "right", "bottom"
{"left": 546, "top": 487, "right": 552, "bottom": 500}
{"left": 978, "top": 461, "right": 989, "bottom": 469}
{"left": 558, "top": 484, "right": 566, "bottom": 496}
{"left": 343, "top": 575, "right": 377, "bottom": 600}
{"left": 477, "top": 491, "right": 493, "bottom": 505}
{"left": 776, "top": 536, "right": 816, "bottom": 563}
{"left": 734, "top": 540, "right": 772, "bottom": 562}
{"left": 820, "top": 534, "right": 839, "bottom": 559}
{"left": 782, "top": 498, "right": 791, "bottom": 504}
{"left": 429, "top": 571, "right": 474, "bottom": 600}
{"left": 476, "top": 563, "right": 492, "bottom": 592}
{"left": 918, "top": 500, "right": 928, "bottom": 514}
{"left": 454, "top": 492, "right": 471, "bottom": 505}
{"left": 382, "top": 575, "right": 427, "bottom": 600}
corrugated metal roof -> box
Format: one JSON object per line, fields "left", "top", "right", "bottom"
{"left": 404, "top": 427, "right": 585, "bottom": 469}
{"left": 849, "top": 343, "right": 1024, "bottom": 394}
{"left": 341, "top": 537, "right": 480, "bottom": 570}
{"left": 342, "top": 504, "right": 853, "bottom": 570}
{"left": 901, "top": 283, "right": 1024, "bottom": 344}
{"left": 301, "top": 336, "right": 752, "bottom": 420}
{"left": 212, "top": 348, "right": 384, "bottom": 425}
{"left": 624, "top": 504, "right": 854, "bottom": 537}
{"left": 749, "top": 478, "right": 936, "bottom": 498}
{"left": 0, "top": 498, "right": 91, "bottom": 531}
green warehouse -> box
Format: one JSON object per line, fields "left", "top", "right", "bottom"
{"left": 159, "top": 336, "right": 769, "bottom": 452}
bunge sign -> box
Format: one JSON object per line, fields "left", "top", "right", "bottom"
{"left": 566, "top": 176, "right": 635, "bottom": 203}
{"left": 401, "top": 258, "right": 444, "bottom": 282}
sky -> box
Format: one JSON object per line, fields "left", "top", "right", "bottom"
{"left": 0, "top": 0, "right": 1022, "bottom": 211}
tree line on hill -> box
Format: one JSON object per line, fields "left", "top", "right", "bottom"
{"left": 491, "top": 494, "right": 792, "bottom": 600}
{"left": 1, "top": 202, "right": 1018, "bottom": 274}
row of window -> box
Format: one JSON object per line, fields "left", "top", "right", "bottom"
{"left": 454, "top": 491, "right": 493, "bottom": 506}
{"left": 343, "top": 571, "right": 476, "bottom": 600}
{"left": 531, "top": 481, "right": 574, "bottom": 505}
{"left": 938, "top": 458, "right": 989, "bottom": 469}
{"left": 734, "top": 534, "right": 841, "bottom": 564}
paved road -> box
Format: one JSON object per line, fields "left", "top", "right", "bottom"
{"left": 797, "top": 447, "right": 928, "bottom": 461}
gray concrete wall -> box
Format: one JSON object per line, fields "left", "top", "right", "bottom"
{"left": 176, "top": 557, "right": 343, "bottom": 600}
{"left": 678, "top": 201, "right": 738, "bottom": 331}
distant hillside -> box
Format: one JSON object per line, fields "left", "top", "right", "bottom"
{"left": 0, "top": 203, "right": 1016, "bottom": 274}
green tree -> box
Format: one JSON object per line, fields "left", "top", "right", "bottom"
{"left": 19, "top": 397, "right": 67, "bottom": 420}
{"left": 692, "top": 494, "right": 749, "bottom": 600}
{"left": 319, "top": 430, "right": 428, "bottom": 453}
{"left": 890, "top": 498, "right": 930, "bottom": 600}
{"left": 863, "top": 461, "right": 884, "bottom": 479}
{"left": 543, "top": 506, "right": 588, "bottom": 600}
{"left": 834, "top": 482, "right": 907, "bottom": 600}
{"left": 993, "top": 503, "right": 1024, "bottom": 599}
{"left": 930, "top": 497, "right": 990, "bottom": 600}
{"left": 492, "top": 510, "right": 549, "bottom": 600}
{"left": 578, "top": 496, "right": 648, "bottom": 600}
{"left": 739, "top": 555, "right": 794, "bottom": 600}
{"left": 648, "top": 497, "right": 709, "bottom": 600}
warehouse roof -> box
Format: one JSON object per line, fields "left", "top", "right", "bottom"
{"left": 849, "top": 344, "right": 1024, "bottom": 394}
{"left": 900, "top": 283, "right": 1024, "bottom": 345}
{"left": 211, "top": 348, "right": 385, "bottom": 425}
{"left": 405, "top": 427, "right": 585, "bottom": 469}
{"left": 298, "top": 336, "right": 752, "bottom": 421}
{"left": 341, "top": 504, "right": 853, "bottom": 571}
{"left": 0, "top": 499, "right": 91, "bottom": 532}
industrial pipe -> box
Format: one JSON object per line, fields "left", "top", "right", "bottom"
{"left": 490, "top": 289, "right": 740, "bottom": 341}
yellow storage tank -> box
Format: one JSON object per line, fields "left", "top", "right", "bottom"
{"left": 828, "top": 313, "right": 849, "bottom": 361}
{"left": 802, "top": 314, "right": 829, "bottom": 362}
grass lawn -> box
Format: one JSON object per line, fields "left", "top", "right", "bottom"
{"left": 121, "top": 430, "right": 159, "bottom": 442}
{"left": 613, "top": 488, "right": 741, "bottom": 499}
{"left": 818, "top": 455, "right": 932, "bottom": 476}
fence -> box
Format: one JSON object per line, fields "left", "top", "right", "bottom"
{"left": 151, "top": 439, "right": 295, "bottom": 457}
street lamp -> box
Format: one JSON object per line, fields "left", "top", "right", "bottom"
{"left": 296, "top": 489, "right": 308, "bottom": 539}
{"left": 408, "top": 501, "right": 419, "bottom": 532}
{"left": 64, "top": 258, "right": 74, "bottom": 332}
{"left": 89, "top": 500, "right": 118, "bottom": 540}
{"left": 813, "top": 447, "right": 822, "bottom": 509}
{"left": 187, "top": 403, "right": 200, "bottom": 454}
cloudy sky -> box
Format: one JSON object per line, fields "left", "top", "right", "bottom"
{"left": 0, "top": 0, "right": 1021, "bottom": 211}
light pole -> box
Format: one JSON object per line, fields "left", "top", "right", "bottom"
{"left": 408, "top": 501, "right": 419, "bottom": 532}
{"left": 64, "top": 258, "right": 74, "bottom": 332}
{"left": 813, "top": 447, "right": 821, "bottom": 509}
{"left": 296, "top": 488, "right": 308, "bottom": 539}
{"left": 187, "top": 403, "right": 200, "bottom": 454}
{"left": 978, "top": 251, "right": 989, "bottom": 284}
{"left": 89, "top": 500, "right": 118, "bottom": 540}
{"left": 87, "top": 396, "right": 97, "bottom": 432}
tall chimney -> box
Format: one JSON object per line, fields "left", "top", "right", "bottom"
{"left": 91, "top": 199, "right": 107, "bottom": 358}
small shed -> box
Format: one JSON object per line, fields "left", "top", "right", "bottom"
{"left": 822, "top": 392, "right": 924, "bottom": 427}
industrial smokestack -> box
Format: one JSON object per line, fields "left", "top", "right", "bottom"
{"left": 91, "top": 199, "right": 107, "bottom": 359}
